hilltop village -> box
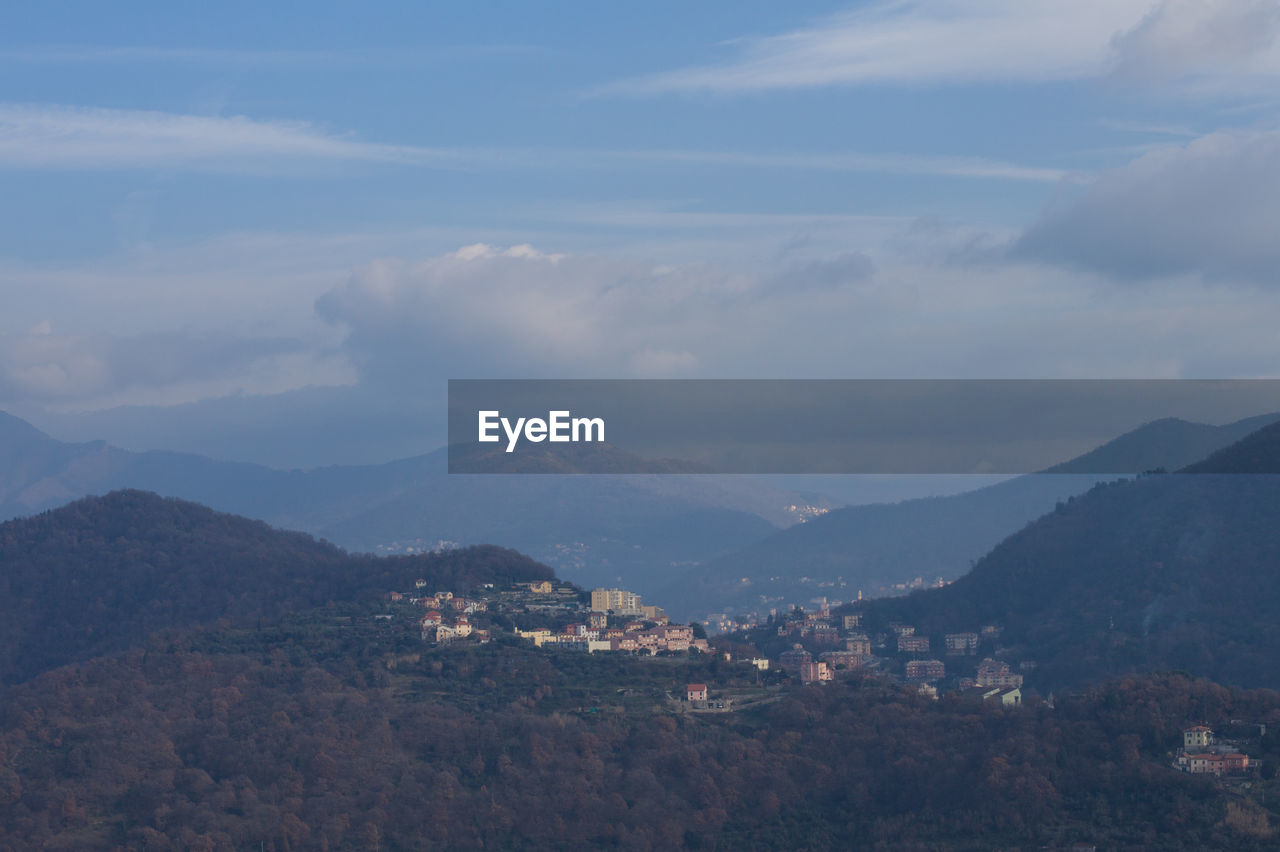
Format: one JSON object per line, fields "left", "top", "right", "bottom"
{"left": 379, "top": 578, "right": 1262, "bottom": 780}
{"left": 385, "top": 580, "right": 710, "bottom": 655}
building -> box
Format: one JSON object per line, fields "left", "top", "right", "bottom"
{"left": 1184, "top": 726, "right": 1214, "bottom": 749}
{"left": 687, "top": 683, "right": 708, "bottom": 702}
{"left": 515, "top": 628, "right": 552, "bottom": 647}
{"left": 897, "top": 635, "right": 930, "bottom": 653}
{"left": 591, "top": 587, "right": 645, "bottom": 615}
{"left": 811, "top": 626, "right": 841, "bottom": 646}
{"left": 610, "top": 636, "right": 639, "bottom": 652}
{"left": 819, "top": 650, "right": 863, "bottom": 670}
{"left": 944, "top": 632, "right": 979, "bottom": 655}
{"left": 842, "top": 613, "right": 863, "bottom": 630}
{"left": 587, "top": 611, "right": 608, "bottom": 629}
{"left": 1183, "top": 753, "right": 1250, "bottom": 776}
{"left": 905, "top": 659, "right": 946, "bottom": 681}
{"left": 779, "top": 648, "right": 813, "bottom": 671}
{"left": 750, "top": 657, "right": 770, "bottom": 671}
{"left": 976, "top": 658, "right": 1023, "bottom": 688}
{"left": 799, "top": 661, "right": 833, "bottom": 684}
{"left": 845, "top": 634, "right": 872, "bottom": 656}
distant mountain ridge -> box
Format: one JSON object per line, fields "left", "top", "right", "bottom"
{"left": 1046, "top": 413, "right": 1280, "bottom": 473}
{"left": 685, "top": 413, "right": 1280, "bottom": 622}
{"left": 0, "top": 411, "right": 829, "bottom": 596}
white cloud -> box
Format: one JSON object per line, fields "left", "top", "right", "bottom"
{"left": 0, "top": 103, "right": 459, "bottom": 171}
{"left": 0, "top": 104, "right": 1069, "bottom": 182}
{"left": 316, "top": 245, "right": 754, "bottom": 379}
{"left": 603, "top": 0, "right": 1280, "bottom": 96}
{"left": 316, "top": 241, "right": 1280, "bottom": 389}
{"left": 603, "top": 0, "right": 1155, "bottom": 95}
{"left": 1015, "top": 128, "right": 1280, "bottom": 280}
{"left": 10, "top": 230, "right": 1280, "bottom": 412}
{"left": 1110, "top": 0, "right": 1280, "bottom": 88}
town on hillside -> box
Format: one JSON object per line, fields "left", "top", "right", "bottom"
{"left": 379, "top": 577, "right": 1262, "bottom": 779}
{"left": 383, "top": 580, "right": 710, "bottom": 655}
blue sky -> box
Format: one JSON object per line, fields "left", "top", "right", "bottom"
{"left": 4, "top": 1, "right": 1280, "bottom": 464}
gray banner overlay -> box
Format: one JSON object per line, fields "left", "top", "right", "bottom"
{"left": 447, "top": 380, "right": 1280, "bottom": 474}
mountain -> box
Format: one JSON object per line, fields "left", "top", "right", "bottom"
{"left": 0, "top": 489, "right": 551, "bottom": 685}
{"left": 858, "top": 420, "right": 1280, "bottom": 690}
{"left": 0, "top": 411, "right": 831, "bottom": 597}
{"left": 685, "top": 414, "right": 1280, "bottom": 623}
{"left": 2, "top": 487, "right": 1280, "bottom": 848}
{"left": 1046, "top": 413, "right": 1280, "bottom": 474}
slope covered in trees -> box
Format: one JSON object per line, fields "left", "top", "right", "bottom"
{"left": 0, "top": 490, "right": 550, "bottom": 685}
{"left": 687, "top": 414, "right": 1279, "bottom": 618}
{"left": 860, "top": 421, "right": 1280, "bottom": 690}
{"left": 2, "top": 485, "right": 1280, "bottom": 848}
{"left": 3, "top": 618, "right": 1280, "bottom": 850}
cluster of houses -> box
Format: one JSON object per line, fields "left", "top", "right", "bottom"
{"left": 386, "top": 580, "right": 715, "bottom": 656}
{"left": 766, "top": 608, "right": 1028, "bottom": 705}
{"left": 508, "top": 587, "right": 710, "bottom": 654}
{"left": 516, "top": 619, "right": 710, "bottom": 654}
{"left": 883, "top": 622, "right": 1023, "bottom": 703}
{"left": 400, "top": 584, "right": 494, "bottom": 644}
{"left": 775, "top": 646, "right": 865, "bottom": 684}
{"left": 394, "top": 579, "right": 1033, "bottom": 712}
{"left": 1174, "top": 726, "right": 1253, "bottom": 776}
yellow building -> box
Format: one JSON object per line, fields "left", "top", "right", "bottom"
{"left": 1184, "top": 726, "right": 1213, "bottom": 749}
{"left": 516, "top": 628, "right": 553, "bottom": 647}
{"left": 591, "top": 587, "right": 645, "bottom": 615}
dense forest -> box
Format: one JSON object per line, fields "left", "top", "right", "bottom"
{"left": 2, "top": 613, "right": 1280, "bottom": 850}
{"left": 0, "top": 490, "right": 551, "bottom": 685}
{"left": 852, "top": 422, "right": 1280, "bottom": 690}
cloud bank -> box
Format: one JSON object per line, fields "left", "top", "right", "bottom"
{"left": 605, "top": 0, "right": 1280, "bottom": 95}
{"left": 1015, "top": 129, "right": 1280, "bottom": 281}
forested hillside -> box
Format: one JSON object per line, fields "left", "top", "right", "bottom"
{"left": 860, "top": 422, "right": 1280, "bottom": 690}
{"left": 2, "top": 621, "right": 1279, "bottom": 850}
{"left": 0, "top": 490, "right": 550, "bottom": 685}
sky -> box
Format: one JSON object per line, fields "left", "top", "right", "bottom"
{"left": 4, "top": 1, "right": 1280, "bottom": 466}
